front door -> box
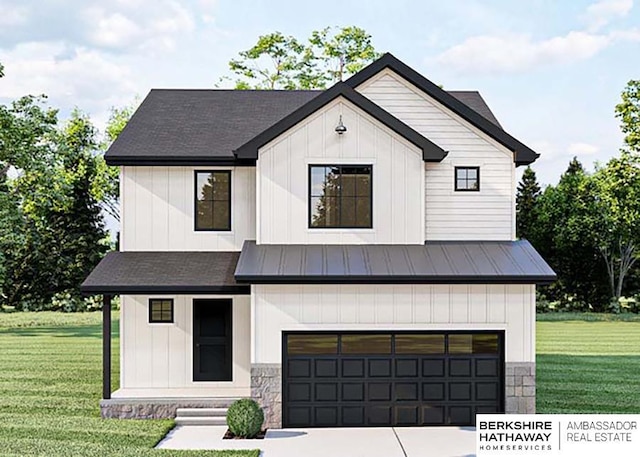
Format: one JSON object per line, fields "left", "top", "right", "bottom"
{"left": 193, "top": 299, "right": 232, "bottom": 381}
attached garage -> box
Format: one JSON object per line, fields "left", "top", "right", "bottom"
{"left": 282, "top": 331, "right": 503, "bottom": 427}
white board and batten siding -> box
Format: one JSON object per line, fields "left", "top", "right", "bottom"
{"left": 120, "top": 166, "right": 255, "bottom": 251}
{"left": 357, "top": 69, "right": 516, "bottom": 241}
{"left": 257, "top": 97, "right": 425, "bottom": 245}
{"left": 117, "top": 295, "right": 250, "bottom": 397}
{"left": 252, "top": 284, "right": 535, "bottom": 364}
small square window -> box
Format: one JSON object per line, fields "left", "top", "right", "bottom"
{"left": 455, "top": 167, "right": 480, "bottom": 191}
{"left": 149, "top": 299, "right": 174, "bottom": 323}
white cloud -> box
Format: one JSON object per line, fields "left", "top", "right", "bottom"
{"left": 84, "top": 9, "right": 143, "bottom": 48}
{"left": 0, "top": 1, "right": 29, "bottom": 27}
{"left": 568, "top": 142, "right": 600, "bottom": 156}
{"left": 0, "top": 41, "right": 136, "bottom": 129}
{"left": 584, "top": 0, "right": 633, "bottom": 31}
{"left": 81, "top": 1, "right": 195, "bottom": 52}
{"left": 436, "top": 31, "right": 612, "bottom": 74}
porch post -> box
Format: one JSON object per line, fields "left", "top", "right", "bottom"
{"left": 103, "top": 294, "right": 112, "bottom": 400}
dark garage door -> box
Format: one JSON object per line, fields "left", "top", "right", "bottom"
{"left": 283, "top": 331, "right": 503, "bottom": 427}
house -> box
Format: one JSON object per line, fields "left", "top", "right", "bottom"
{"left": 81, "top": 53, "right": 555, "bottom": 428}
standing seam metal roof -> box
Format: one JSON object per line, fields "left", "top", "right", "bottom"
{"left": 234, "top": 240, "right": 556, "bottom": 284}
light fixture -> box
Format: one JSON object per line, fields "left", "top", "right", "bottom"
{"left": 335, "top": 115, "right": 347, "bottom": 134}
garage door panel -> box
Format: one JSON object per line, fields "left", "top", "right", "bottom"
{"left": 422, "top": 359, "right": 445, "bottom": 377}
{"left": 342, "top": 383, "right": 365, "bottom": 401}
{"left": 423, "top": 382, "right": 446, "bottom": 401}
{"left": 315, "top": 383, "right": 338, "bottom": 401}
{"left": 396, "top": 406, "right": 419, "bottom": 425}
{"left": 476, "top": 358, "right": 499, "bottom": 377}
{"left": 396, "top": 359, "right": 419, "bottom": 377}
{"left": 449, "top": 359, "right": 472, "bottom": 376}
{"left": 369, "top": 382, "right": 392, "bottom": 401}
{"left": 288, "top": 407, "right": 311, "bottom": 426}
{"left": 283, "top": 332, "right": 503, "bottom": 427}
{"left": 395, "top": 382, "right": 419, "bottom": 401}
{"left": 288, "top": 359, "right": 311, "bottom": 377}
{"left": 476, "top": 382, "right": 499, "bottom": 401}
{"left": 288, "top": 383, "right": 311, "bottom": 402}
{"left": 315, "top": 359, "right": 337, "bottom": 377}
{"left": 449, "top": 382, "right": 472, "bottom": 401}
{"left": 369, "top": 359, "right": 392, "bottom": 377}
{"left": 315, "top": 407, "right": 338, "bottom": 426}
{"left": 449, "top": 406, "right": 473, "bottom": 425}
{"left": 423, "top": 405, "right": 445, "bottom": 424}
{"left": 342, "top": 359, "right": 365, "bottom": 377}
{"left": 342, "top": 406, "right": 364, "bottom": 425}
{"left": 368, "top": 405, "right": 392, "bottom": 425}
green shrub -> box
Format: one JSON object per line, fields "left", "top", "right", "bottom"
{"left": 226, "top": 399, "right": 264, "bottom": 438}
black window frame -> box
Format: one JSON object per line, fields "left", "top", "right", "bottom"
{"left": 454, "top": 166, "right": 480, "bottom": 192}
{"left": 149, "top": 298, "right": 174, "bottom": 323}
{"left": 308, "top": 164, "right": 373, "bottom": 229}
{"left": 194, "top": 170, "right": 232, "bottom": 232}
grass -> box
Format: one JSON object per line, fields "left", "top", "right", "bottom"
{"left": 0, "top": 312, "right": 258, "bottom": 457}
{"left": 1, "top": 311, "right": 638, "bottom": 455}
{"left": 537, "top": 317, "right": 640, "bottom": 413}
{"left": 536, "top": 312, "right": 640, "bottom": 322}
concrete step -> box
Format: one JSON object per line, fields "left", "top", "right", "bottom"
{"left": 175, "top": 416, "right": 227, "bottom": 426}
{"left": 176, "top": 407, "right": 228, "bottom": 417}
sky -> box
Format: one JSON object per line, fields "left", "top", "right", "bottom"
{"left": 0, "top": 0, "right": 639, "bottom": 186}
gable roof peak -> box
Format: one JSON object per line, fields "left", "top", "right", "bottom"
{"left": 346, "top": 53, "right": 539, "bottom": 166}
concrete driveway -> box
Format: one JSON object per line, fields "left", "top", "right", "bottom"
{"left": 157, "top": 425, "right": 476, "bottom": 457}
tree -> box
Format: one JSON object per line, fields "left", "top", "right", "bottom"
{"left": 530, "top": 158, "right": 610, "bottom": 309}
{"left": 309, "top": 26, "right": 380, "bottom": 84}
{"left": 223, "top": 26, "right": 380, "bottom": 89}
{"left": 93, "top": 104, "right": 135, "bottom": 222}
{"left": 615, "top": 80, "right": 640, "bottom": 153}
{"left": 589, "top": 153, "right": 640, "bottom": 302}
{"left": 7, "top": 110, "right": 109, "bottom": 309}
{"left": 516, "top": 166, "right": 541, "bottom": 239}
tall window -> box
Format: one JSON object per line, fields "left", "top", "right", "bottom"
{"left": 455, "top": 166, "right": 480, "bottom": 191}
{"left": 195, "top": 171, "right": 231, "bottom": 231}
{"left": 309, "top": 165, "right": 372, "bottom": 228}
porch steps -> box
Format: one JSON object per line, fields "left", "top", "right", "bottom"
{"left": 175, "top": 407, "right": 228, "bottom": 426}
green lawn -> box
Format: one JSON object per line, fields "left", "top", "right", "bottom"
{"left": 537, "top": 317, "right": 640, "bottom": 413}
{"left": 0, "top": 312, "right": 639, "bottom": 456}
{"left": 0, "top": 312, "right": 258, "bottom": 457}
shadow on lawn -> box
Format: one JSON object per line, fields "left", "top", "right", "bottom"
{"left": 1, "top": 323, "right": 118, "bottom": 339}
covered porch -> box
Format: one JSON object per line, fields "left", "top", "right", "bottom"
{"left": 80, "top": 251, "right": 250, "bottom": 418}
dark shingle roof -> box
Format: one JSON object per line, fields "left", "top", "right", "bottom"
{"left": 449, "top": 91, "right": 502, "bottom": 128}
{"left": 105, "top": 90, "right": 321, "bottom": 165}
{"left": 235, "top": 240, "right": 556, "bottom": 285}
{"left": 80, "top": 251, "right": 249, "bottom": 294}
{"left": 105, "top": 88, "right": 501, "bottom": 166}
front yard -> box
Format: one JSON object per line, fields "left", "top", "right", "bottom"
{"left": 0, "top": 312, "right": 258, "bottom": 457}
{"left": 0, "top": 312, "right": 638, "bottom": 456}
{"left": 536, "top": 314, "right": 640, "bottom": 413}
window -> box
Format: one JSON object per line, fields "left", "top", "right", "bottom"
{"left": 149, "top": 299, "right": 173, "bottom": 323}
{"left": 455, "top": 166, "right": 480, "bottom": 191}
{"left": 195, "top": 171, "right": 231, "bottom": 231}
{"left": 309, "top": 165, "right": 372, "bottom": 228}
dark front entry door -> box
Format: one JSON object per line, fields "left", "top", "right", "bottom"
{"left": 193, "top": 299, "right": 232, "bottom": 381}
{"left": 282, "top": 331, "right": 503, "bottom": 427}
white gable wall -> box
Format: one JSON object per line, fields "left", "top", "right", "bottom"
{"left": 257, "top": 97, "right": 425, "bottom": 245}
{"left": 120, "top": 166, "right": 255, "bottom": 251}
{"left": 357, "top": 69, "right": 516, "bottom": 241}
